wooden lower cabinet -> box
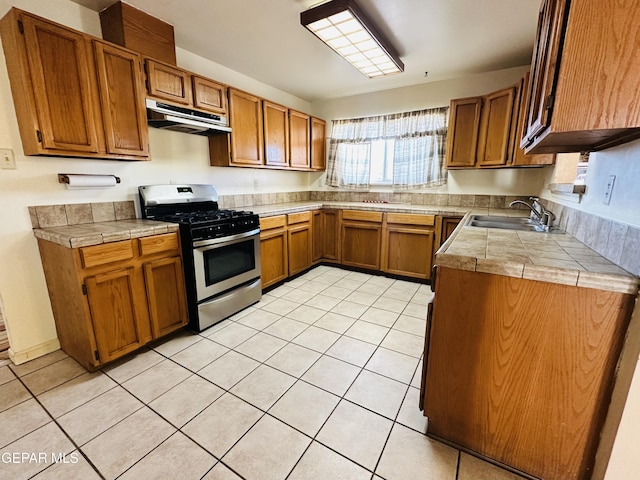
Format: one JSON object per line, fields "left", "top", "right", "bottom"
{"left": 381, "top": 213, "right": 435, "bottom": 280}
{"left": 287, "top": 212, "right": 312, "bottom": 276}
{"left": 436, "top": 216, "right": 463, "bottom": 248}
{"left": 312, "top": 210, "right": 322, "bottom": 263}
{"left": 259, "top": 215, "right": 288, "bottom": 289}
{"left": 341, "top": 210, "right": 383, "bottom": 270}
{"left": 313, "top": 209, "right": 339, "bottom": 263}
{"left": 37, "top": 232, "right": 187, "bottom": 370}
{"left": 423, "top": 266, "right": 635, "bottom": 480}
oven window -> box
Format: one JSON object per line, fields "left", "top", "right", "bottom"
{"left": 203, "top": 239, "right": 256, "bottom": 286}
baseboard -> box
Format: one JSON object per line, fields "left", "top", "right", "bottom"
{"left": 9, "top": 338, "right": 61, "bottom": 365}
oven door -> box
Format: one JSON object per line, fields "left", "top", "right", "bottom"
{"left": 192, "top": 229, "right": 261, "bottom": 302}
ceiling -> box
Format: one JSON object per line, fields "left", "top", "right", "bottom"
{"left": 71, "top": 0, "right": 541, "bottom": 102}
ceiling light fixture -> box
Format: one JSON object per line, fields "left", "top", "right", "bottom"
{"left": 300, "top": 0, "right": 404, "bottom": 78}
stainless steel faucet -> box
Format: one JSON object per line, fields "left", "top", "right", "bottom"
{"left": 509, "top": 197, "right": 555, "bottom": 229}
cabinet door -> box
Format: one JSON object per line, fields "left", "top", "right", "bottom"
{"left": 193, "top": 76, "right": 227, "bottom": 115}
{"left": 445, "top": 97, "right": 482, "bottom": 168}
{"left": 477, "top": 87, "right": 516, "bottom": 167}
{"left": 85, "top": 268, "right": 146, "bottom": 364}
{"left": 229, "top": 88, "right": 264, "bottom": 165}
{"left": 260, "top": 228, "right": 288, "bottom": 289}
{"left": 322, "top": 210, "right": 340, "bottom": 261}
{"left": 289, "top": 110, "right": 311, "bottom": 169}
{"left": 382, "top": 226, "right": 434, "bottom": 280}
{"left": 521, "top": 0, "right": 568, "bottom": 148}
{"left": 341, "top": 222, "right": 381, "bottom": 270}
{"left": 93, "top": 41, "right": 149, "bottom": 158}
{"left": 20, "top": 13, "right": 101, "bottom": 154}
{"left": 312, "top": 210, "right": 323, "bottom": 262}
{"left": 311, "top": 117, "right": 326, "bottom": 170}
{"left": 288, "top": 223, "right": 312, "bottom": 276}
{"left": 145, "top": 58, "right": 192, "bottom": 106}
{"left": 263, "top": 101, "right": 290, "bottom": 167}
{"left": 143, "top": 256, "right": 188, "bottom": 338}
{"left": 510, "top": 74, "right": 555, "bottom": 166}
{"left": 439, "top": 217, "right": 462, "bottom": 247}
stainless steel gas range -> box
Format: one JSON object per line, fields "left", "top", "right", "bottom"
{"left": 139, "top": 184, "right": 261, "bottom": 332}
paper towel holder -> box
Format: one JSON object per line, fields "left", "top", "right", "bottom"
{"left": 58, "top": 173, "right": 121, "bottom": 185}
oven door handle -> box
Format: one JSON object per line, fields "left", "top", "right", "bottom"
{"left": 193, "top": 228, "right": 260, "bottom": 248}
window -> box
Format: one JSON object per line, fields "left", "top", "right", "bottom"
{"left": 325, "top": 106, "right": 448, "bottom": 189}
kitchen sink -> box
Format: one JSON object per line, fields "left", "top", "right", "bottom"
{"left": 468, "top": 215, "right": 562, "bottom": 233}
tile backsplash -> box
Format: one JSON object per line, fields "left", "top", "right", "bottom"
{"left": 542, "top": 200, "right": 640, "bottom": 277}
{"left": 29, "top": 201, "right": 136, "bottom": 228}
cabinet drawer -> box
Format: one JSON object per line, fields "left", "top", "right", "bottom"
{"left": 139, "top": 232, "right": 180, "bottom": 256}
{"left": 80, "top": 240, "right": 134, "bottom": 269}
{"left": 287, "top": 211, "right": 312, "bottom": 225}
{"left": 260, "top": 215, "right": 286, "bottom": 230}
{"left": 342, "top": 210, "right": 383, "bottom": 222}
{"left": 386, "top": 213, "right": 435, "bottom": 226}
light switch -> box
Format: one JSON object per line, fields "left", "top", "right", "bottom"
{"left": 603, "top": 175, "right": 615, "bottom": 204}
{"left": 0, "top": 148, "right": 16, "bottom": 170}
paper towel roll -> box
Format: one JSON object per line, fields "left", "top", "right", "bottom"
{"left": 59, "top": 174, "right": 119, "bottom": 189}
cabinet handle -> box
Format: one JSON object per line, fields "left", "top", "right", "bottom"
{"left": 430, "top": 265, "right": 437, "bottom": 293}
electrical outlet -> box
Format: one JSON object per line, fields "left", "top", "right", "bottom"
{"left": 253, "top": 179, "right": 260, "bottom": 190}
{"left": 603, "top": 175, "right": 615, "bottom": 204}
{"left": 0, "top": 148, "right": 16, "bottom": 170}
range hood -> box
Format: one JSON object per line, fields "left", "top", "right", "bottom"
{"left": 146, "top": 99, "right": 231, "bottom": 136}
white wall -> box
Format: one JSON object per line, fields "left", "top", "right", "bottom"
{"left": 310, "top": 65, "right": 547, "bottom": 195}
{"left": 541, "top": 140, "right": 640, "bottom": 228}
{"left": 0, "top": 0, "right": 313, "bottom": 361}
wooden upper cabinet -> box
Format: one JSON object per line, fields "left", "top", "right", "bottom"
{"left": 93, "top": 41, "right": 149, "bottom": 158}
{"left": 2, "top": 10, "right": 102, "bottom": 155}
{"left": 145, "top": 58, "right": 192, "bottom": 106}
{"left": 263, "top": 100, "right": 289, "bottom": 167}
{"left": 0, "top": 8, "right": 151, "bottom": 160}
{"left": 311, "top": 117, "right": 327, "bottom": 170}
{"left": 476, "top": 87, "right": 515, "bottom": 167}
{"left": 509, "top": 73, "right": 555, "bottom": 166}
{"left": 445, "top": 97, "right": 482, "bottom": 168}
{"left": 192, "top": 76, "right": 227, "bottom": 115}
{"left": 522, "top": 0, "right": 640, "bottom": 153}
{"left": 228, "top": 88, "right": 264, "bottom": 165}
{"left": 290, "top": 110, "right": 311, "bottom": 169}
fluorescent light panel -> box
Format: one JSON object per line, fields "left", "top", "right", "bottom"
{"left": 301, "top": 0, "right": 404, "bottom": 78}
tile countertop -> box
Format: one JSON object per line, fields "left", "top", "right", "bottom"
{"left": 33, "top": 220, "right": 179, "bottom": 248}
{"left": 437, "top": 212, "right": 639, "bottom": 295}
{"left": 32, "top": 202, "right": 638, "bottom": 294}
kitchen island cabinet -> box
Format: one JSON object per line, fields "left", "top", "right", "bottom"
{"left": 422, "top": 221, "right": 638, "bottom": 480}
{"left": 0, "top": 8, "right": 149, "bottom": 161}
{"left": 37, "top": 231, "right": 187, "bottom": 370}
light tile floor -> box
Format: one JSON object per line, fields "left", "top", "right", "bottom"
{"left": 0, "top": 265, "right": 525, "bottom": 480}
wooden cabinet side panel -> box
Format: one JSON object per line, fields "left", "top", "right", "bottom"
{"left": 143, "top": 256, "right": 188, "bottom": 338}
{"left": 36, "top": 239, "right": 98, "bottom": 370}
{"left": 93, "top": 41, "right": 149, "bottom": 158}
{"left": 312, "top": 211, "right": 322, "bottom": 262}
{"left": 425, "top": 267, "right": 633, "bottom": 480}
